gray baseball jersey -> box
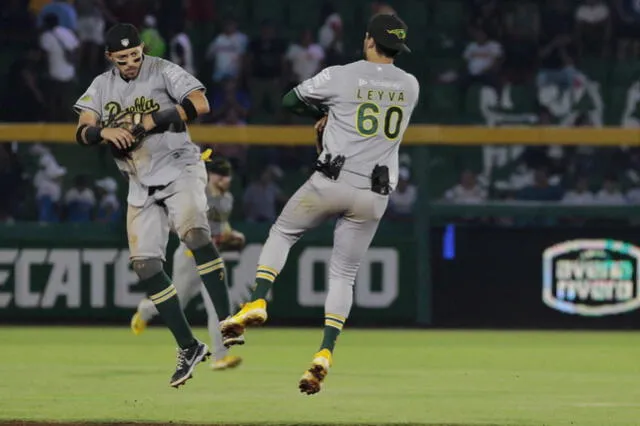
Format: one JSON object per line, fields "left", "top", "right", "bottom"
{"left": 294, "top": 60, "right": 420, "bottom": 191}
{"left": 73, "top": 56, "right": 204, "bottom": 206}
{"left": 207, "top": 190, "right": 233, "bottom": 236}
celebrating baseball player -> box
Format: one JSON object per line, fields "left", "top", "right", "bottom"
{"left": 132, "top": 157, "right": 244, "bottom": 371}
{"left": 73, "top": 23, "right": 234, "bottom": 388}
{"left": 220, "top": 14, "right": 420, "bottom": 394}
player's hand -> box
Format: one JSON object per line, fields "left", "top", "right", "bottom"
{"left": 314, "top": 115, "right": 328, "bottom": 133}
{"left": 100, "top": 127, "right": 135, "bottom": 150}
{"left": 314, "top": 115, "right": 327, "bottom": 154}
{"left": 141, "top": 113, "right": 156, "bottom": 131}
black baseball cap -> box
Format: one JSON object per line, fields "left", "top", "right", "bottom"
{"left": 105, "top": 23, "right": 142, "bottom": 53}
{"left": 367, "top": 14, "right": 410, "bottom": 53}
{"left": 206, "top": 157, "right": 232, "bottom": 177}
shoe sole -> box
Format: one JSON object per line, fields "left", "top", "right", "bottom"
{"left": 221, "top": 309, "right": 267, "bottom": 347}
{"left": 298, "top": 363, "right": 328, "bottom": 395}
{"left": 169, "top": 344, "right": 211, "bottom": 388}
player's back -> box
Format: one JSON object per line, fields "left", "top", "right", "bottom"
{"left": 319, "top": 60, "right": 419, "bottom": 189}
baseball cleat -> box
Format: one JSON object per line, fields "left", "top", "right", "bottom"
{"left": 170, "top": 340, "right": 210, "bottom": 388}
{"left": 299, "top": 349, "right": 332, "bottom": 395}
{"left": 130, "top": 312, "right": 147, "bottom": 335}
{"left": 211, "top": 355, "right": 243, "bottom": 371}
{"left": 219, "top": 299, "right": 267, "bottom": 347}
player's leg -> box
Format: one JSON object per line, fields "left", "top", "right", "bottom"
{"left": 131, "top": 242, "right": 203, "bottom": 335}
{"left": 299, "top": 191, "right": 388, "bottom": 395}
{"left": 165, "top": 163, "right": 232, "bottom": 322}
{"left": 127, "top": 201, "right": 209, "bottom": 387}
{"left": 201, "top": 285, "right": 243, "bottom": 370}
{"left": 221, "top": 174, "right": 332, "bottom": 345}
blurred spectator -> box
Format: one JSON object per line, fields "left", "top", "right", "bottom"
{"left": 34, "top": 155, "right": 67, "bottom": 223}
{"left": 575, "top": 0, "right": 612, "bottom": 58}
{"left": 460, "top": 26, "right": 502, "bottom": 97}
{"left": 517, "top": 167, "right": 563, "bottom": 201}
{"left": 210, "top": 77, "right": 250, "bottom": 124}
{"left": 37, "top": 0, "right": 77, "bottom": 31}
{"left": 561, "top": 176, "right": 596, "bottom": 204}
{"left": 75, "top": 0, "right": 112, "bottom": 74}
{"left": 370, "top": 1, "right": 396, "bottom": 16}
{"left": 470, "top": 0, "right": 505, "bottom": 40}
{"left": 0, "top": 43, "right": 46, "bottom": 122}
{"left": 0, "top": 144, "right": 24, "bottom": 223}
{"left": 39, "top": 13, "right": 79, "bottom": 122}
{"left": 621, "top": 78, "right": 640, "bottom": 127}
{"left": 502, "top": 1, "right": 539, "bottom": 83}
{"left": 141, "top": 15, "right": 166, "bottom": 58}
{"left": 0, "top": 0, "right": 35, "bottom": 43}
{"left": 246, "top": 20, "right": 287, "bottom": 120}
{"left": 538, "top": 0, "right": 576, "bottom": 89}
{"left": 184, "top": 0, "right": 215, "bottom": 24}
{"left": 95, "top": 177, "right": 120, "bottom": 223}
{"left": 445, "top": 170, "right": 488, "bottom": 204}
{"left": 169, "top": 21, "right": 195, "bottom": 75}
{"left": 388, "top": 167, "right": 417, "bottom": 219}
{"left": 64, "top": 174, "right": 96, "bottom": 223}
{"left": 205, "top": 19, "right": 248, "bottom": 84}
{"left": 613, "top": 0, "right": 640, "bottom": 59}
{"left": 243, "top": 166, "right": 285, "bottom": 223}
{"left": 285, "top": 29, "right": 325, "bottom": 85}
{"left": 105, "top": 0, "right": 146, "bottom": 28}
{"left": 318, "top": 9, "right": 345, "bottom": 66}
{"left": 626, "top": 185, "right": 640, "bottom": 204}
{"left": 594, "top": 177, "right": 626, "bottom": 204}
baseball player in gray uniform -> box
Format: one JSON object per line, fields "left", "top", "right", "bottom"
{"left": 220, "top": 14, "right": 419, "bottom": 394}
{"left": 73, "top": 23, "right": 236, "bottom": 388}
{"left": 132, "top": 157, "right": 245, "bottom": 371}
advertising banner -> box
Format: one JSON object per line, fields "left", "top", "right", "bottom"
{"left": 432, "top": 226, "right": 640, "bottom": 328}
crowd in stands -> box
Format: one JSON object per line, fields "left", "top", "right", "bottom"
{"left": 0, "top": 0, "right": 640, "bottom": 225}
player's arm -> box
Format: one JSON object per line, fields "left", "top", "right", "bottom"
{"left": 141, "top": 89, "right": 209, "bottom": 131}
{"left": 282, "top": 89, "right": 327, "bottom": 119}
{"left": 75, "top": 109, "right": 134, "bottom": 150}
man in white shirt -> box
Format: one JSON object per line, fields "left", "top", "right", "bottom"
{"left": 285, "top": 30, "right": 325, "bottom": 84}
{"left": 388, "top": 167, "right": 417, "bottom": 218}
{"left": 595, "top": 177, "right": 627, "bottom": 205}
{"left": 39, "top": 13, "right": 79, "bottom": 121}
{"left": 562, "top": 176, "right": 596, "bottom": 205}
{"left": 462, "top": 26, "right": 503, "bottom": 88}
{"left": 445, "top": 170, "right": 488, "bottom": 204}
{"left": 205, "top": 20, "right": 248, "bottom": 84}
{"left": 170, "top": 23, "right": 195, "bottom": 75}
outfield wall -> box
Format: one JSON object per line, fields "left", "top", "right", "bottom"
{"left": 1, "top": 223, "right": 640, "bottom": 329}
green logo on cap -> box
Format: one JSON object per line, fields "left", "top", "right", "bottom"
{"left": 386, "top": 29, "right": 406, "bottom": 40}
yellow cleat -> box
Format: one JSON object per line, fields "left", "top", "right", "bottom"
{"left": 299, "top": 349, "right": 333, "bottom": 395}
{"left": 211, "top": 355, "right": 243, "bottom": 371}
{"left": 130, "top": 312, "right": 147, "bottom": 336}
{"left": 219, "top": 299, "right": 268, "bottom": 347}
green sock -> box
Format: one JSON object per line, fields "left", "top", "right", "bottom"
{"left": 144, "top": 271, "right": 195, "bottom": 349}
{"left": 251, "top": 265, "right": 278, "bottom": 301}
{"left": 320, "top": 314, "right": 345, "bottom": 352}
{"left": 192, "top": 243, "right": 230, "bottom": 318}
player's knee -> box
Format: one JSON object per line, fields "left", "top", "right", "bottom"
{"left": 181, "top": 228, "right": 211, "bottom": 250}
{"left": 269, "top": 223, "right": 300, "bottom": 245}
{"left": 132, "top": 258, "right": 163, "bottom": 280}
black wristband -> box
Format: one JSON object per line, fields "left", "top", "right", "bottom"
{"left": 76, "top": 124, "right": 102, "bottom": 145}
{"left": 151, "top": 107, "right": 182, "bottom": 128}
{"left": 85, "top": 126, "right": 102, "bottom": 145}
{"left": 75, "top": 124, "right": 88, "bottom": 145}
{"left": 180, "top": 97, "right": 198, "bottom": 122}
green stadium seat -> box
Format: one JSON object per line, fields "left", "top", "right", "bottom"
{"left": 431, "top": 0, "right": 467, "bottom": 35}
{"left": 579, "top": 57, "right": 610, "bottom": 85}
{"left": 287, "top": 0, "right": 323, "bottom": 31}
{"left": 611, "top": 61, "right": 640, "bottom": 86}
{"left": 606, "top": 85, "right": 630, "bottom": 126}
{"left": 251, "top": 0, "right": 287, "bottom": 25}
{"left": 425, "top": 84, "right": 462, "bottom": 124}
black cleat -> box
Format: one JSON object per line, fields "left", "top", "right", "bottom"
{"left": 170, "top": 340, "right": 210, "bottom": 388}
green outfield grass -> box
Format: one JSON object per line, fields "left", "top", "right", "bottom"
{"left": 0, "top": 327, "right": 639, "bottom": 426}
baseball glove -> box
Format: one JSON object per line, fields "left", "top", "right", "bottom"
{"left": 104, "top": 112, "right": 146, "bottom": 159}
